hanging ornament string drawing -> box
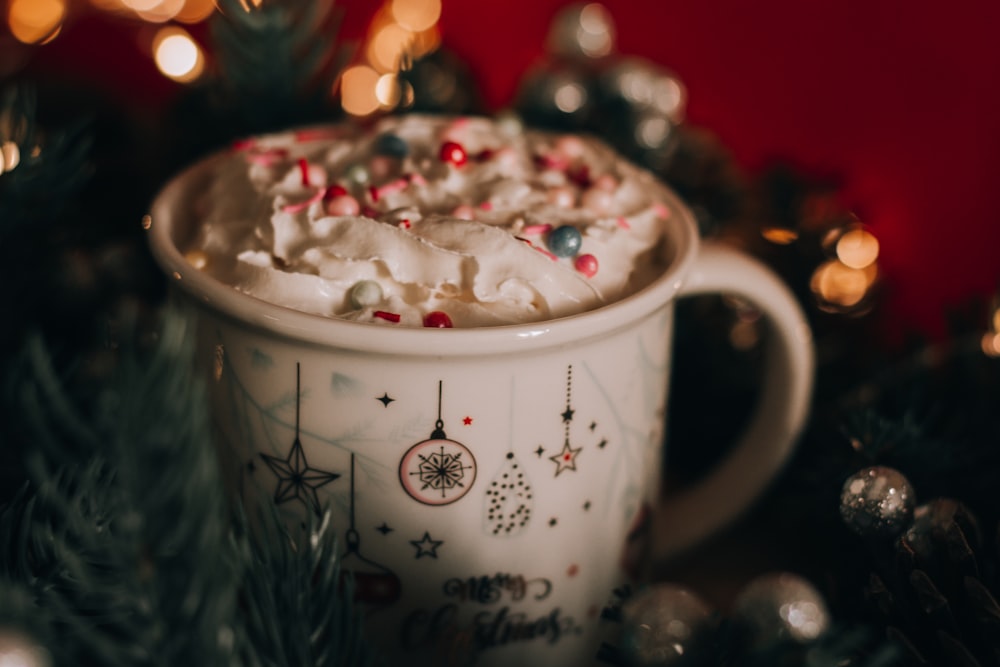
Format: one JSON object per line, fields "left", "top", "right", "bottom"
{"left": 341, "top": 452, "right": 402, "bottom": 609}
{"left": 259, "top": 363, "right": 341, "bottom": 516}
{"left": 550, "top": 364, "right": 583, "bottom": 477}
{"left": 399, "top": 380, "right": 477, "bottom": 506}
{"left": 484, "top": 378, "right": 534, "bottom": 537}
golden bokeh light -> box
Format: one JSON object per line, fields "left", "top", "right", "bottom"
{"left": 1, "top": 142, "right": 21, "bottom": 175}
{"left": 981, "top": 331, "right": 1000, "bottom": 358}
{"left": 175, "top": 0, "right": 217, "bottom": 23}
{"left": 135, "top": 0, "right": 186, "bottom": 23}
{"left": 375, "top": 73, "right": 402, "bottom": 107}
{"left": 153, "top": 27, "right": 205, "bottom": 83}
{"left": 554, "top": 82, "right": 586, "bottom": 113}
{"left": 390, "top": 0, "right": 441, "bottom": 32}
{"left": 341, "top": 65, "right": 381, "bottom": 116}
{"left": 122, "top": 0, "right": 162, "bottom": 11}
{"left": 836, "top": 227, "right": 880, "bottom": 269}
{"left": 368, "top": 22, "right": 413, "bottom": 72}
{"left": 810, "top": 259, "right": 877, "bottom": 309}
{"left": 8, "top": 0, "right": 66, "bottom": 45}
{"left": 761, "top": 226, "right": 799, "bottom": 245}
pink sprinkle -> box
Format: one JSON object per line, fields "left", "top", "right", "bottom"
{"left": 522, "top": 224, "right": 553, "bottom": 235}
{"left": 616, "top": 217, "right": 631, "bottom": 230}
{"left": 374, "top": 311, "right": 401, "bottom": 323}
{"left": 362, "top": 206, "right": 379, "bottom": 218}
{"left": 574, "top": 253, "right": 599, "bottom": 277}
{"left": 379, "top": 177, "right": 409, "bottom": 196}
{"left": 533, "top": 154, "right": 569, "bottom": 171}
{"left": 452, "top": 204, "right": 475, "bottom": 220}
{"left": 368, "top": 185, "right": 380, "bottom": 202}
{"left": 281, "top": 188, "right": 324, "bottom": 213}
{"left": 534, "top": 246, "right": 558, "bottom": 261}
{"left": 398, "top": 219, "right": 411, "bottom": 229}
{"left": 297, "top": 158, "right": 311, "bottom": 186}
{"left": 294, "top": 127, "right": 340, "bottom": 142}
{"left": 406, "top": 172, "right": 427, "bottom": 186}
{"left": 653, "top": 202, "right": 671, "bottom": 219}
{"left": 479, "top": 201, "right": 493, "bottom": 211}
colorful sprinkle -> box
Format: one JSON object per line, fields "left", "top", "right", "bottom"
{"left": 378, "top": 177, "right": 409, "bottom": 196}
{"left": 479, "top": 201, "right": 493, "bottom": 211}
{"left": 294, "top": 127, "right": 340, "bottom": 142}
{"left": 653, "top": 202, "right": 671, "bottom": 219}
{"left": 474, "top": 148, "right": 495, "bottom": 162}
{"left": 568, "top": 164, "right": 592, "bottom": 188}
{"left": 245, "top": 148, "right": 288, "bottom": 166}
{"left": 362, "top": 206, "right": 379, "bottom": 218}
{"left": 616, "top": 216, "right": 631, "bottom": 230}
{"left": 232, "top": 138, "right": 255, "bottom": 151}
{"left": 574, "top": 253, "right": 599, "bottom": 277}
{"left": 367, "top": 185, "right": 380, "bottom": 202}
{"left": 534, "top": 246, "right": 559, "bottom": 261}
{"left": 547, "top": 225, "right": 583, "bottom": 257}
{"left": 522, "top": 224, "right": 553, "bottom": 235}
{"left": 423, "top": 311, "right": 453, "bottom": 328}
{"left": 373, "top": 310, "right": 401, "bottom": 323}
{"left": 350, "top": 280, "right": 383, "bottom": 308}
{"left": 439, "top": 141, "right": 468, "bottom": 167}
{"left": 452, "top": 204, "right": 475, "bottom": 220}
{"left": 374, "top": 132, "right": 409, "bottom": 158}
{"left": 406, "top": 172, "right": 428, "bottom": 186}
{"left": 398, "top": 219, "right": 411, "bottom": 229}
{"left": 297, "top": 158, "right": 311, "bottom": 186}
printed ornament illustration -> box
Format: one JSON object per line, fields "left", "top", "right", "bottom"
{"left": 399, "top": 381, "right": 477, "bottom": 505}
{"left": 341, "top": 453, "right": 402, "bottom": 609}
{"left": 484, "top": 378, "right": 534, "bottom": 537}
{"left": 259, "top": 363, "right": 341, "bottom": 516}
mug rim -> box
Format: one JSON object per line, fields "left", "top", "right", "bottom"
{"left": 146, "top": 146, "right": 701, "bottom": 356}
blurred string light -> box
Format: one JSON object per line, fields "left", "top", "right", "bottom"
{"left": 810, "top": 222, "right": 880, "bottom": 314}
{"left": 0, "top": 141, "right": 21, "bottom": 175}
{"left": 153, "top": 26, "right": 204, "bottom": 83}
{"left": 340, "top": 0, "right": 442, "bottom": 117}
{"left": 7, "top": 0, "right": 66, "bottom": 45}
{"left": 981, "top": 292, "right": 1000, "bottom": 357}
{"left": 87, "top": 0, "right": 216, "bottom": 23}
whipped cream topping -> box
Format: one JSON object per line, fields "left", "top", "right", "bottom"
{"left": 186, "top": 114, "right": 675, "bottom": 328}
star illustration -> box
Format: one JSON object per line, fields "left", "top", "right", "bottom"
{"left": 462, "top": 416, "right": 473, "bottom": 425}
{"left": 259, "top": 436, "right": 340, "bottom": 516}
{"left": 535, "top": 445, "right": 545, "bottom": 458}
{"left": 549, "top": 440, "right": 582, "bottom": 476}
{"left": 375, "top": 522, "right": 393, "bottom": 535}
{"left": 561, "top": 407, "right": 575, "bottom": 423}
{"left": 410, "top": 531, "right": 443, "bottom": 559}
{"left": 377, "top": 392, "right": 395, "bottom": 407}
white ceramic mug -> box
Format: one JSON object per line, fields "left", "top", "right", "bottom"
{"left": 147, "top": 152, "right": 813, "bottom": 667}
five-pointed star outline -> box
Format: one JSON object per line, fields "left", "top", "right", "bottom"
{"left": 260, "top": 436, "right": 340, "bottom": 515}
{"left": 410, "top": 531, "right": 444, "bottom": 559}
{"left": 549, "top": 440, "right": 582, "bottom": 476}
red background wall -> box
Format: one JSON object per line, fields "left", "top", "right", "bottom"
{"left": 15, "top": 0, "right": 1000, "bottom": 337}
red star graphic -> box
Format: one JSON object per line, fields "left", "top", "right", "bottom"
{"left": 463, "top": 416, "right": 473, "bottom": 425}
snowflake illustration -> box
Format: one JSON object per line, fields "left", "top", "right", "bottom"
{"left": 399, "top": 439, "right": 477, "bottom": 506}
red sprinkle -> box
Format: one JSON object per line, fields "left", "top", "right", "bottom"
{"left": 653, "top": 202, "right": 671, "bottom": 219}
{"left": 533, "top": 153, "right": 569, "bottom": 171}
{"left": 474, "top": 148, "right": 494, "bottom": 162}
{"left": 574, "top": 253, "right": 599, "bottom": 277}
{"left": 534, "top": 246, "right": 558, "bottom": 261}
{"left": 245, "top": 148, "right": 288, "bottom": 166}
{"left": 362, "top": 206, "right": 379, "bottom": 218}
{"left": 297, "top": 158, "right": 311, "bottom": 186}
{"left": 398, "top": 219, "right": 411, "bottom": 229}
{"left": 423, "top": 311, "right": 453, "bottom": 328}
{"left": 479, "top": 201, "right": 493, "bottom": 211}
{"left": 368, "top": 185, "right": 380, "bottom": 202}
{"left": 439, "top": 141, "right": 468, "bottom": 167}
{"left": 232, "top": 138, "right": 255, "bottom": 151}
{"left": 616, "top": 217, "right": 631, "bottom": 230}
{"left": 294, "top": 128, "right": 340, "bottom": 142}
{"left": 373, "top": 311, "right": 401, "bottom": 323}
{"left": 521, "top": 224, "right": 553, "bottom": 235}
{"left": 323, "top": 184, "right": 349, "bottom": 200}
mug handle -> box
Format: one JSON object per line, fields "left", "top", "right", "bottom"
{"left": 651, "top": 242, "right": 815, "bottom": 558}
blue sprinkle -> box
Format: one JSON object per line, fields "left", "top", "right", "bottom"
{"left": 374, "top": 133, "right": 409, "bottom": 158}
{"left": 547, "top": 225, "right": 583, "bottom": 258}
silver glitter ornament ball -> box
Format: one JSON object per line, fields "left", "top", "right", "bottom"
{"left": 731, "top": 573, "right": 830, "bottom": 647}
{"left": 620, "top": 584, "right": 715, "bottom": 666}
{"left": 840, "top": 465, "right": 916, "bottom": 538}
